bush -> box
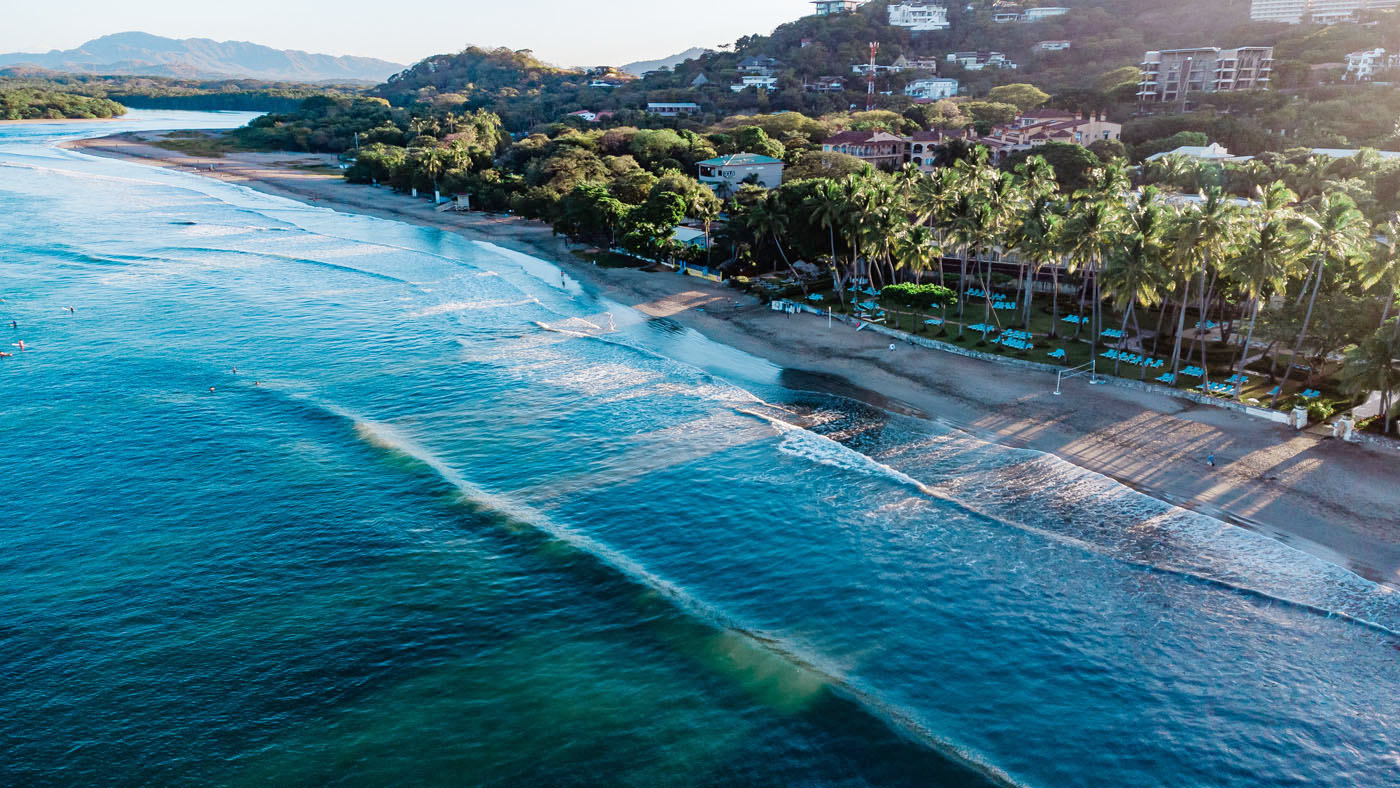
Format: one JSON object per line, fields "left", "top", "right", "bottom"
{"left": 1306, "top": 400, "right": 1336, "bottom": 423}
{"left": 881, "top": 282, "right": 955, "bottom": 310}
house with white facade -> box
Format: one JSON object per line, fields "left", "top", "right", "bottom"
{"left": 697, "top": 154, "right": 784, "bottom": 194}
{"left": 732, "top": 75, "right": 780, "bottom": 92}
{"left": 888, "top": 2, "right": 952, "bottom": 30}
{"left": 1034, "top": 40, "right": 1072, "bottom": 52}
{"left": 946, "top": 51, "right": 1016, "bottom": 70}
{"left": 1251, "top": 0, "right": 1400, "bottom": 24}
{"left": 905, "top": 77, "right": 960, "bottom": 99}
{"left": 646, "top": 102, "right": 701, "bottom": 117}
{"left": 812, "top": 0, "right": 864, "bottom": 15}
{"left": 1021, "top": 6, "right": 1069, "bottom": 20}
{"left": 1344, "top": 47, "right": 1400, "bottom": 80}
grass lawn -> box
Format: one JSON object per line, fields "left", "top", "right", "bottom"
{"left": 771, "top": 284, "right": 1357, "bottom": 412}
{"left": 150, "top": 130, "right": 243, "bottom": 158}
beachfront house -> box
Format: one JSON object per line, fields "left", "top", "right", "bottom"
{"left": 647, "top": 102, "right": 701, "bottom": 117}
{"left": 697, "top": 153, "right": 785, "bottom": 194}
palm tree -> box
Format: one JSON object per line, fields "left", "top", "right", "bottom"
{"left": 755, "top": 191, "right": 806, "bottom": 287}
{"left": 1101, "top": 188, "right": 1168, "bottom": 377}
{"left": 1008, "top": 194, "right": 1065, "bottom": 334}
{"left": 1363, "top": 219, "right": 1400, "bottom": 334}
{"left": 1168, "top": 188, "right": 1244, "bottom": 390}
{"left": 1341, "top": 328, "right": 1400, "bottom": 435}
{"left": 1273, "top": 193, "right": 1371, "bottom": 404}
{"left": 1063, "top": 165, "right": 1128, "bottom": 346}
{"left": 943, "top": 155, "right": 998, "bottom": 337}
{"left": 1228, "top": 182, "right": 1309, "bottom": 396}
{"left": 416, "top": 147, "right": 448, "bottom": 202}
{"left": 807, "top": 180, "right": 850, "bottom": 305}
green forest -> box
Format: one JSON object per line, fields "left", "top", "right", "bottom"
{"left": 0, "top": 87, "right": 125, "bottom": 120}
{"left": 0, "top": 70, "right": 360, "bottom": 112}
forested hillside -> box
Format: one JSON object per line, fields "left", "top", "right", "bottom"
{"left": 0, "top": 69, "right": 362, "bottom": 112}
{"left": 0, "top": 88, "right": 125, "bottom": 120}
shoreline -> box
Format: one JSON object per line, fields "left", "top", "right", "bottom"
{"left": 64, "top": 131, "right": 1400, "bottom": 587}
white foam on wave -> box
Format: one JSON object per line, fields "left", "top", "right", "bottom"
{"left": 747, "top": 408, "right": 1400, "bottom": 637}
{"left": 412, "top": 297, "right": 539, "bottom": 318}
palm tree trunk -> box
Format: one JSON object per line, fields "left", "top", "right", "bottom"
{"left": 1233, "top": 298, "right": 1262, "bottom": 397}
{"left": 1113, "top": 301, "right": 1135, "bottom": 377}
{"left": 1072, "top": 275, "right": 1089, "bottom": 341}
{"left": 957, "top": 249, "right": 969, "bottom": 336}
{"left": 1274, "top": 258, "right": 1326, "bottom": 406}
{"left": 1050, "top": 266, "right": 1060, "bottom": 338}
{"left": 1170, "top": 276, "right": 1194, "bottom": 381}
{"left": 1195, "top": 257, "right": 1213, "bottom": 390}
{"left": 1023, "top": 264, "right": 1035, "bottom": 331}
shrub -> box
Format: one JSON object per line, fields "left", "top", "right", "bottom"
{"left": 881, "top": 282, "right": 955, "bottom": 310}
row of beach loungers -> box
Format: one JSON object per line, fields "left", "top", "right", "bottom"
{"left": 1103, "top": 350, "right": 1166, "bottom": 369}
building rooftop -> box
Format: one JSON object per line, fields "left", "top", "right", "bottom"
{"left": 697, "top": 153, "right": 783, "bottom": 166}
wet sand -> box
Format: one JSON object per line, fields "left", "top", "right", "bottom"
{"left": 67, "top": 131, "right": 1400, "bottom": 586}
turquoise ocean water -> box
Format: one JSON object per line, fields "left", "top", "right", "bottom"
{"left": 3, "top": 112, "right": 1399, "bottom": 787}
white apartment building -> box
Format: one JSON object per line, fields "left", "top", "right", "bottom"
{"left": 888, "top": 2, "right": 952, "bottom": 30}
{"left": 1021, "top": 6, "right": 1069, "bottom": 20}
{"left": 1344, "top": 47, "right": 1400, "bottom": 80}
{"left": 1250, "top": 0, "right": 1400, "bottom": 23}
{"left": 905, "top": 77, "right": 960, "bottom": 99}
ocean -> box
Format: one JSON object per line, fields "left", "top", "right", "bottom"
{"left": 2, "top": 111, "right": 1398, "bottom": 788}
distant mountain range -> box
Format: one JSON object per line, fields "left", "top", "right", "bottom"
{"left": 0, "top": 32, "right": 405, "bottom": 83}
{"left": 619, "top": 47, "right": 711, "bottom": 77}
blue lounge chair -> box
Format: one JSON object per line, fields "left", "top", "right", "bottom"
{"left": 1048, "top": 348, "right": 1066, "bottom": 359}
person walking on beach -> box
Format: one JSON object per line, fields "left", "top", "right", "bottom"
{"left": 1207, "top": 453, "right": 1216, "bottom": 468}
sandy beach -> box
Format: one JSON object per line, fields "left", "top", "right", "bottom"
{"left": 67, "top": 131, "right": 1400, "bottom": 586}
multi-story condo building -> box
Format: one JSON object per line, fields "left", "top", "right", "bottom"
{"left": 1137, "top": 46, "right": 1274, "bottom": 107}
{"left": 1250, "top": 0, "right": 1400, "bottom": 23}
{"left": 904, "top": 77, "right": 960, "bottom": 99}
{"left": 888, "top": 2, "right": 952, "bottom": 30}
{"left": 811, "top": 0, "right": 865, "bottom": 15}
{"left": 1344, "top": 47, "right": 1400, "bottom": 80}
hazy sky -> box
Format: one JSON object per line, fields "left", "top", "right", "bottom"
{"left": 2, "top": 0, "right": 804, "bottom": 67}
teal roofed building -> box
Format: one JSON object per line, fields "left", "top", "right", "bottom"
{"left": 696, "top": 153, "right": 785, "bottom": 195}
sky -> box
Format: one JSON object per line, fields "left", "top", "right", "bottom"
{"left": 1, "top": 0, "right": 803, "bottom": 67}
